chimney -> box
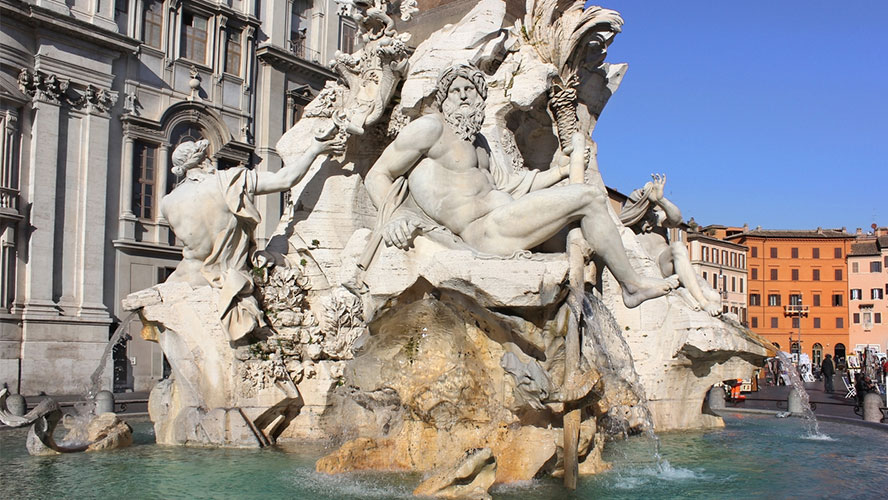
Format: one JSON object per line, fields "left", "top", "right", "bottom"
{"left": 743, "top": 223, "right": 749, "bottom": 232}
{"left": 816, "top": 226, "right": 823, "bottom": 234}
{"left": 841, "top": 226, "right": 847, "bottom": 233}
{"left": 856, "top": 227, "right": 863, "bottom": 235}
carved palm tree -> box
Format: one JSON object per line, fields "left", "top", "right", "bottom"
{"left": 518, "top": 1, "right": 623, "bottom": 152}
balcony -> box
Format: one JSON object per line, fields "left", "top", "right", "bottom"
{"left": 783, "top": 304, "right": 809, "bottom": 317}
{"left": 0, "top": 186, "right": 21, "bottom": 222}
{"left": 288, "top": 35, "right": 320, "bottom": 63}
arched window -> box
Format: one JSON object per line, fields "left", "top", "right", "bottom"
{"left": 812, "top": 343, "right": 823, "bottom": 366}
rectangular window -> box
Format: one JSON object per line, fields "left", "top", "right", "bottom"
{"left": 770, "top": 247, "right": 777, "bottom": 258}
{"left": 712, "top": 274, "right": 718, "bottom": 288}
{"left": 791, "top": 247, "right": 798, "bottom": 258}
{"left": 836, "top": 317, "right": 844, "bottom": 328}
{"left": 751, "top": 268, "right": 758, "bottom": 280}
{"left": 770, "top": 317, "right": 778, "bottom": 328}
{"left": 884, "top": 256, "right": 888, "bottom": 268}
{"left": 812, "top": 269, "right": 820, "bottom": 281}
{"left": 142, "top": 0, "right": 164, "bottom": 49}
{"left": 834, "top": 247, "right": 842, "bottom": 259}
{"left": 813, "top": 317, "right": 821, "bottom": 328}
{"left": 789, "top": 294, "right": 802, "bottom": 305}
{"left": 751, "top": 317, "right": 758, "bottom": 328}
{"left": 731, "top": 276, "right": 736, "bottom": 292}
{"left": 702, "top": 271, "right": 707, "bottom": 280}
{"left": 225, "top": 29, "right": 242, "bottom": 76}
{"left": 749, "top": 294, "right": 761, "bottom": 306}
{"left": 768, "top": 294, "right": 781, "bottom": 306}
{"left": 133, "top": 141, "right": 157, "bottom": 219}
{"left": 338, "top": 17, "right": 357, "bottom": 54}
{"left": 813, "top": 294, "right": 821, "bottom": 307}
{"left": 812, "top": 248, "right": 820, "bottom": 259}
{"left": 871, "top": 261, "right": 882, "bottom": 273}
{"left": 872, "top": 288, "right": 884, "bottom": 300}
{"left": 832, "top": 294, "right": 843, "bottom": 307}
{"left": 731, "top": 253, "right": 736, "bottom": 267}
{"left": 770, "top": 269, "right": 778, "bottom": 280}
{"left": 852, "top": 262, "right": 859, "bottom": 273}
{"left": 722, "top": 250, "right": 727, "bottom": 264}
{"left": 740, "top": 278, "right": 744, "bottom": 293}
{"left": 834, "top": 269, "right": 842, "bottom": 281}
{"left": 792, "top": 317, "right": 799, "bottom": 328}
{"left": 853, "top": 313, "right": 860, "bottom": 324}
{"left": 751, "top": 247, "right": 757, "bottom": 258}
{"left": 180, "top": 12, "right": 209, "bottom": 63}
{"left": 850, "top": 289, "right": 862, "bottom": 300}
{"left": 791, "top": 269, "right": 799, "bottom": 281}
{"left": 876, "top": 312, "right": 882, "bottom": 323}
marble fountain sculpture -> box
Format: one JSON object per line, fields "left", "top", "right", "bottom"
{"left": 118, "top": 0, "right": 771, "bottom": 496}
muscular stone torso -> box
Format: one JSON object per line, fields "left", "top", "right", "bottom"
{"left": 161, "top": 173, "right": 234, "bottom": 284}
{"left": 406, "top": 119, "right": 513, "bottom": 235}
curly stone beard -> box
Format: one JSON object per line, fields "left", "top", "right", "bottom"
{"left": 441, "top": 100, "right": 485, "bottom": 142}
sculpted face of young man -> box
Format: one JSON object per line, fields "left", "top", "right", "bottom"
{"left": 365, "top": 64, "right": 676, "bottom": 307}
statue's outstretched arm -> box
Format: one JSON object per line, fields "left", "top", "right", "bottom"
{"left": 255, "top": 135, "right": 342, "bottom": 195}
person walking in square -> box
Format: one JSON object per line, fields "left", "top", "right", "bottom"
{"left": 821, "top": 354, "right": 835, "bottom": 393}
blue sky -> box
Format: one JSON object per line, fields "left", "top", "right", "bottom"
{"left": 583, "top": 1, "right": 887, "bottom": 232}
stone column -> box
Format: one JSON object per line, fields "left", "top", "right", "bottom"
{"left": 22, "top": 97, "right": 61, "bottom": 318}
{"left": 119, "top": 135, "right": 137, "bottom": 240}
{"left": 155, "top": 144, "right": 170, "bottom": 243}
{"left": 76, "top": 104, "right": 112, "bottom": 320}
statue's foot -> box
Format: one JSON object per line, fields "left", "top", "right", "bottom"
{"left": 621, "top": 275, "right": 677, "bottom": 308}
{"left": 702, "top": 301, "right": 721, "bottom": 317}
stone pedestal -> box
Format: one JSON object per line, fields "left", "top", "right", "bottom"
{"left": 788, "top": 388, "right": 803, "bottom": 415}
{"left": 862, "top": 392, "right": 882, "bottom": 423}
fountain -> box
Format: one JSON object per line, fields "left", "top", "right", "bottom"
{"left": 8, "top": 2, "right": 874, "bottom": 498}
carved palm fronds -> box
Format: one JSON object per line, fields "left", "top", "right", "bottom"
{"left": 518, "top": 1, "right": 623, "bottom": 151}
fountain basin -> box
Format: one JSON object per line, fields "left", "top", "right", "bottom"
{"left": 1, "top": 414, "right": 884, "bottom": 499}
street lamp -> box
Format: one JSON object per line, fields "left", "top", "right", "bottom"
{"left": 784, "top": 294, "right": 809, "bottom": 364}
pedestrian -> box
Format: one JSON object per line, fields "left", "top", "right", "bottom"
{"left": 820, "top": 354, "right": 835, "bottom": 394}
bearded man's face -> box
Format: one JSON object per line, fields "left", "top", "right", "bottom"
{"left": 441, "top": 76, "right": 484, "bottom": 141}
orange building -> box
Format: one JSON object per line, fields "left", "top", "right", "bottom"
{"left": 727, "top": 228, "right": 856, "bottom": 365}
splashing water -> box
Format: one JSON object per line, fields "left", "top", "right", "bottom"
{"left": 775, "top": 351, "right": 829, "bottom": 439}
{"left": 578, "top": 292, "right": 665, "bottom": 465}
{"left": 82, "top": 311, "right": 138, "bottom": 410}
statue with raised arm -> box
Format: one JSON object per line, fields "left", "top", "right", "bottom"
{"left": 620, "top": 174, "right": 721, "bottom": 316}
{"left": 364, "top": 63, "right": 676, "bottom": 308}
{"left": 161, "top": 133, "right": 342, "bottom": 342}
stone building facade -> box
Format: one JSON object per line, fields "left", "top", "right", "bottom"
{"left": 847, "top": 233, "right": 888, "bottom": 355}
{"left": 0, "top": 0, "right": 350, "bottom": 394}
{"left": 686, "top": 231, "right": 748, "bottom": 322}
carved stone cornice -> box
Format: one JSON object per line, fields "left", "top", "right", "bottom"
{"left": 18, "top": 69, "right": 68, "bottom": 104}
{"left": 18, "top": 69, "right": 118, "bottom": 114}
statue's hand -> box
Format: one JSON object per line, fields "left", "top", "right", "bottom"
{"left": 649, "top": 173, "right": 666, "bottom": 201}
{"left": 383, "top": 215, "right": 423, "bottom": 249}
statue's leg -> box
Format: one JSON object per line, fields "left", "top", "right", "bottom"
{"left": 669, "top": 242, "right": 719, "bottom": 316}
{"left": 460, "top": 185, "right": 675, "bottom": 307}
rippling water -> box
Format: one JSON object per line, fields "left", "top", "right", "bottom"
{"left": 1, "top": 414, "right": 885, "bottom": 499}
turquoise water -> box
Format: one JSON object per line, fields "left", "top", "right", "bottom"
{"left": 1, "top": 413, "right": 885, "bottom": 499}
